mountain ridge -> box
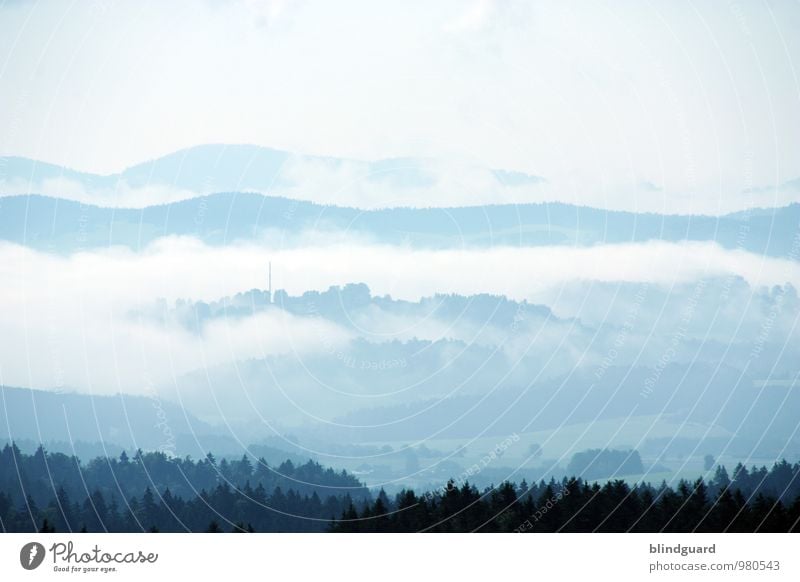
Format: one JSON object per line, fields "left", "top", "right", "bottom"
{"left": 4, "top": 144, "right": 796, "bottom": 214}
{"left": 2, "top": 191, "right": 798, "bottom": 258}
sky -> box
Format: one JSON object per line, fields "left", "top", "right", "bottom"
{"left": 1, "top": 0, "right": 799, "bottom": 213}
{"left": 0, "top": 1, "right": 798, "bottom": 438}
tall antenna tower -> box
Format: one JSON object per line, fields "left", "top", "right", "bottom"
{"left": 268, "top": 261, "right": 272, "bottom": 304}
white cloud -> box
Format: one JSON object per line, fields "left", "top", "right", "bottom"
{"left": 0, "top": 177, "right": 202, "bottom": 207}
{"left": 2, "top": 235, "right": 796, "bottom": 307}
{"left": 0, "top": 235, "right": 797, "bottom": 397}
{"left": 443, "top": 0, "right": 496, "bottom": 32}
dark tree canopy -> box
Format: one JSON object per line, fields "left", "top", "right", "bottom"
{"left": 1, "top": 443, "right": 798, "bottom": 533}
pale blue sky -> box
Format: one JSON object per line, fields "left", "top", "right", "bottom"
{"left": 0, "top": 0, "right": 799, "bottom": 212}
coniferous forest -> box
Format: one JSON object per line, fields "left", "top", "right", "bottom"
{"left": 0, "top": 444, "right": 367, "bottom": 533}
{"left": 1, "top": 444, "right": 799, "bottom": 533}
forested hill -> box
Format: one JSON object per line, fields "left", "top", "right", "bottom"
{"left": 1, "top": 444, "right": 798, "bottom": 532}
{"left": 2, "top": 193, "right": 797, "bottom": 257}
{"left": 0, "top": 444, "right": 369, "bottom": 533}
{"left": 332, "top": 462, "right": 800, "bottom": 533}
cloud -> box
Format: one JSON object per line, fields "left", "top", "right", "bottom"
{"left": 0, "top": 177, "right": 202, "bottom": 207}
{"left": 0, "top": 154, "right": 551, "bottom": 210}
{"left": 1, "top": 234, "right": 797, "bottom": 306}
{"left": 0, "top": 283, "right": 350, "bottom": 397}
{"left": 4, "top": 152, "right": 797, "bottom": 214}
{"left": 273, "top": 155, "right": 549, "bottom": 209}
{"left": 0, "top": 234, "right": 797, "bottom": 399}
{"left": 443, "top": 0, "right": 496, "bottom": 32}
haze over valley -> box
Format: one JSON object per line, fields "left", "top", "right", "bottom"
{"left": 2, "top": 147, "right": 798, "bottom": 494}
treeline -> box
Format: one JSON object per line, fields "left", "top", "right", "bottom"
{"left": 0, "top": 443, "right": 368, "bottom": 532}
{"left": 1, "top": 482, "right": 359, "bottom": 533}
{"left": 2, "top": 443, "right": 799, "bottom": 532}
{"left": 0, "top": 443, "right": 368, "bottom": 505}
{"left": 332, "top": 461, "right": 800, "bottom": 532}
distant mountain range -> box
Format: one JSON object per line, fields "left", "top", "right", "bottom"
{"left": 3, "top": 144, "right": 532, "bottom": 198}
{"left": 1, "top": 144, "right": 797, "bottom": 255}
{"left": 1, "top": 192, "right": 797, "bottom": 256}
{"left": 2, "top": 145, "right": 798, "bottom": 482}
